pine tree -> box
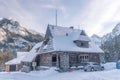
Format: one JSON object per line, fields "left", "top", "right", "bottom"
{"left": 101, "top": 35, "right": 120, "bottom": 62}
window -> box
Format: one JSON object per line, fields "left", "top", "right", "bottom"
{"left": 79, "top": 55, "right": 89, "bottom": 63}
{"left": 74, "top": 40, "right": 89, "bottom": 48}
{"left": 81, "top": 42, "right": 84, "bottom": 47}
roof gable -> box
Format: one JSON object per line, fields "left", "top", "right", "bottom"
{"left": 22, "top": 42, "right": 43, "bottom": 62}
{"left": 44, "top": 24, "right": 53, "bottom": 39}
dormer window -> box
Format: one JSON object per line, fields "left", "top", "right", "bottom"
{"left": 81, "top": 42, "right": 84, "bottom": 47}
{"left": 74, "top": 40, "right": 89, "bottom": 48}
{"left": 73, "top": 30, "right": 90, "bottom": 48}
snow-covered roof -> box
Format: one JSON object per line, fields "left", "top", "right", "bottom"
{"left": 17, "top": 52, "right": 29, "bottom": 57}
{"left": 5, "top": 56, "right": 24, "bottom": 65}
{"left": 5, "top": 52, "right": 29, "bottom": 65}
{"left": 53, "top": 36, "right": 103, "bottom": 53}
{"left": 22, "top": 42, "right": 42, "bottom": 62}
{"left": 49, "top": 24, "right": 82, "bottom": 37}
{"left": 43, "top": 25, "right": 104, "bottom": 53}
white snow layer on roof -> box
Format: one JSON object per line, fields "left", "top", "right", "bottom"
{"left": 17, "top": 52, "right": 29, "bottom": 57}
{"left": 49, "top": 25, "right": 82, "bottom": 36}
{"left": 53, "top": 36, "right": 103, "bottom": 53}
{"left": 48, "top": 25, "right": 103, "bottom": 53}
{"left": 76, "top": 35, "right": 91, "bottom": 42}
{"left": 5, "top": 56, "right": 24, "bottom": 65}
{"left": 22, "top": 42, "right": 42, "bottom": 62}
{"left": 5, "top": 52, "right": 29, "bottom": 65}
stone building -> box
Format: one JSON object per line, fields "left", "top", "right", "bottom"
{"left": 21, "top": 24, "right": 104, "bottom": 71}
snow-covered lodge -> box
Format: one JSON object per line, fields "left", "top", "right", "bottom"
{"left": 21, "top": 24, "right": 104, "bottom": 71}
{"left": 5, "top": 24, "right": 105, "bottom": 71}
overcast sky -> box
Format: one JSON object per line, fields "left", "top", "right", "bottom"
{"left": 0, "top": 0, "right": 120, "bottom": 36}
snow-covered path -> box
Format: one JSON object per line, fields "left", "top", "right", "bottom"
{"left": 0, "top": 62, "right": 120, "bottom": 80}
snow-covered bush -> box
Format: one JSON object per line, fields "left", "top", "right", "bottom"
{"left": 21, "top": 65, "right": 31, "bottom": 73}
{"left": 103, "top": 62, "right": 116, "bottom": 70}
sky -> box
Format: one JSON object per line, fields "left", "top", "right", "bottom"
{"left": 0, "top": 0, "right": 120, "bottom": 37}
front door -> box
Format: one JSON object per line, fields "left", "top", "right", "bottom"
{"left": 10, "top": 65, "right": 16, "bottom": 71}
{"left": 52, "top": 54, "right": 57, "bottom": 66}
{"left": 35, "top": 55, "right": 40, "bottom": 66}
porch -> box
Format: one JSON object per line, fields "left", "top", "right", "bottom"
{"left": 34, "top": 52, "right": 100, "bottom": 71}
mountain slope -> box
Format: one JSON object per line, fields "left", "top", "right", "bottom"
{"left": 102, "top": 23, "right": 120, "bottom": 42}
{"left": 0, "top": 18, "right": 44, "bottom": 53}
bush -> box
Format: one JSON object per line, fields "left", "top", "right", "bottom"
{"left": 21, "top": 65, "right": 31, "bottom": 73}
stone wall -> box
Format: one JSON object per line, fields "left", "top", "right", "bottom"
{"left": 59, "top": 52, "right": 69, "bottom": 71}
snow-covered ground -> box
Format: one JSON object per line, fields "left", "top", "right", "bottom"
{"left": 0, "top": 62, "right": 120, "bottom": 80}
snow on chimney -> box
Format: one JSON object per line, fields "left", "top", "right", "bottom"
{"left": 70, "top": 26, "right": 74, "bottom": 29}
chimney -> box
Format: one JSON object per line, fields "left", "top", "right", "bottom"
{"left": 70, "top": 26, "right": 74, "bottom": 29}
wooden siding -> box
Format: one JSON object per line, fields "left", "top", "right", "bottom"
{"left": 6, "top": 65, "right": 10, "bottom": 72}
{"left": 69, "top": 53, "right": 78, "bottom": 67}
{"left": 16, "top": 65, "right": 21, "bottom": 71}
{"left": 89, "top": 53, "right": 100, "bottom": 62}
{"left": 40, "top": 53, "right": 52, "bottom": 66}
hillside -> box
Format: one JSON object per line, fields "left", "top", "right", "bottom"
{"left": 0, "top": 18, "right": 44, "bottom": 54}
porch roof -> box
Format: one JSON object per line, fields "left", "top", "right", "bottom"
{"left": 5, "top": 56, "right": 24, "bottom": 65}
{"left": 5, "top": 52, "right": 28, "bottom": 65}
{"left": 22, "top": 42, "right": 42, "bottom": 62}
